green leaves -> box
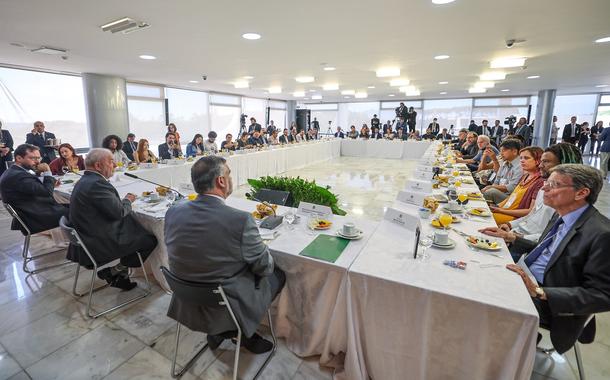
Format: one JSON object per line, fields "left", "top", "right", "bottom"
{"left": 247, "top": 176, "right": 347, "bottom": 216}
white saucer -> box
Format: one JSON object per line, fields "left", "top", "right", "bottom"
{"left": 336, "top": 229, "right": 364, "bottom": 240}
{"left": 432, "top": 238, "right": 457, "bottom": 249}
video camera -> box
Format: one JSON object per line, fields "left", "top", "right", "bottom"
{"left": 504, "top": 115, "right": 516, "bottom": 126}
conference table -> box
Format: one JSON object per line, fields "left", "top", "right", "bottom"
{"left": 340, "top": 139, "right": 431, "bottom": 159}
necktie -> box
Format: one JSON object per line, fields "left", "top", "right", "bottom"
{"left": 524, "top": 217, "right": 564, "bottom": 267}
{"left": 571, "top": 125, "right": 575, "bottom": 137}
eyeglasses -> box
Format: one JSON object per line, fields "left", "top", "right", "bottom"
{"left": 27, "top": 156, "right": 42, "bottom": 161}
{"left": 543, "top": 180, "right": 575, "bottom": 190}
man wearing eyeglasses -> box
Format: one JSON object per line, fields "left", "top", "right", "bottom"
{"left": 0, "top": 143, "right": 67, "bottom": 234}
{"left": 503, "top": 164, "right": 610, "bottom": 355}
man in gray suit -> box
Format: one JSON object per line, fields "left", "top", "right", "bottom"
{"left": 164, "top": 156, "right": 285, "bottom": 354}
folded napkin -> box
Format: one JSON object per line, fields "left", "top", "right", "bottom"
{"left": 259, "top": 229, "right": 280, "bottom": 241}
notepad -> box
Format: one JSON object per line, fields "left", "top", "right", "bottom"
{"left": 299, "top": 234, "right": 349, "bottom": 263}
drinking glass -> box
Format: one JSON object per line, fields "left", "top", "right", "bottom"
{"left": 418, "top": 235, "right": 433, "bottom": 260}
{"left": 62, "top": 166, "right": 70, "bottom": 175}
{"left": 457, "top": 193, "right": 468, "bottom": 205}
{"left": 439, "top": 212, "right": 453, "bottom": 230}
{"left": 284, "top": 210, "right": 296, "bottom": 230}
{"left": 166, "top": 191, "right": 176, "bottom": 205}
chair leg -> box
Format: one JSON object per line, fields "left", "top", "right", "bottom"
{"left": 253, "top": 311, "right": 278, "bottom": 380}
{"left": 233, "top": 326, "right": 242, "bottom": 380}
{"left": 574, "top": 342, "right": 586, "bottom": 380}
{"left": 21, "top": 234, "right": 73, "bottom": 275}
{"left": 170, "top": 322, "right": 209, "bottom": 378}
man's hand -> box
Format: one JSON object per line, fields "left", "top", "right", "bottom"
{"left": 485, "top": 147, "right": 497, "bottom": 161}
{"left": 506, "top": 264, "right": 541, "bottom": 298}
{"left": 499, "top": 223, "right": 511, "bottom": 232}
{"left": 481, "top": 185, "right": 492, "bottom": 192}
{"left": 479, "top": 226, "right": 517, "bottom": 243}
{"left": 35, "top": 163, "right": 51, "bottom": 175}
{"left": 124, "top": 193, "right": 137, "bottom": 203}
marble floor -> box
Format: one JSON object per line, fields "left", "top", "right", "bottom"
{"left": 0, "top": 156, "right": 609, "bottom": 380}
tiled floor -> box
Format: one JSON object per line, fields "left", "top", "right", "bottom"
{"left": 0, "top": 156, "right": 608, "bottom": 379}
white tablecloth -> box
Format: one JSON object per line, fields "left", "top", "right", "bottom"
{"left": 341, "top": 162, "right": 539, "bottom": 380}
{"left": 340, "top": 139, "right": 431, "bottom": 159}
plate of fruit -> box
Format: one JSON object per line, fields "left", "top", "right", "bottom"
{"left": 309, "top": 219, "right": 333, "bottom": 230}
{"left": 251, "top": 203, "right": 278, "bottom": 219}
{"left": 430, "top": 216, "right": 461, "bottom": 228}
{"left": 468, "top": 207, "right": 491, "bottom": 217}
{"left": 466, "top": 236, "right": 502, "bottom": 251}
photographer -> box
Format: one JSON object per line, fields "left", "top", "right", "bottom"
{"left": 248, "top": 117, "right": 262, "bottom": 134}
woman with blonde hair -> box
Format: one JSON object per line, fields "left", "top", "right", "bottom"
{"left": 134, "top": 139, "right": 157, "bottom": 164}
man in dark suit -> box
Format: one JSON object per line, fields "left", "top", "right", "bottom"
{"left": 428, "top": 118, "right": 440, "bottom": 134}
{"left": 334, "top": 127, "right": 345, "bottom": 138}
{"left": 406, "top": 107, "right": 417, "bottom": 133}
{"left": 371, "top": 114, "right": 380, "bottom": 131}
{"left": 490, "top": 120, "right": 504, "bottom": 146}
{"left": 248, "top": 117, "right": 262, "bottom": 134}
{"left": 247, "top": 130, "right": 266, "bottom": 146}
{"left": 25, "top": 121, "right": 57, "bottom": 163}
{"left": 122, "top": 133, "right": 138, "bottom": 161}
{"left": 311, "top": 117, "right": 320, "bottom": 132}
{"left": 0, "top": 122, "right": 14, "bottom": 177}
{"left": 436, "top": 128, "right": 452, "bottom": 140}
{"left": 165, "top": 156, "right": 285, "bottom": 353}
{"left": 395, "top": 102, "right": 408, "bottom": 121}
{"left": 279, "top": 129, "right": 290, "bottom": 144}
{"left": 506, "top": 164, "right": 610, "bottom": 355}
{"left": 158, "top": 132, "right": 181, "bottom": 159}
{"left": 68, "top": 148, "right": 157, "bottom": 290}
{"left": 562, "top": 116, "right": 581, "bottom": 144}
{"left": 0, "top": 144, "right": 67, "bottom": 234}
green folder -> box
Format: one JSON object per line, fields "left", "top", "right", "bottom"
{"left": 299, "top": 234, "right": 350, "bottom": 263}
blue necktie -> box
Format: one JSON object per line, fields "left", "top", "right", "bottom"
{"left": 524, "top": 217, "right": 564, "bottom": 267}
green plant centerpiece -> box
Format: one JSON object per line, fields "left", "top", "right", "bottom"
{"left": 247, "top": 176, "right": 347, "bottom": 216}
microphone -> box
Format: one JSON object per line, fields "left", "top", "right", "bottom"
{"left": 123, "top": 172, "right": 185, "bottom": 198}
{"left": 245, "top": 192, "right": 283, "bottom": 229}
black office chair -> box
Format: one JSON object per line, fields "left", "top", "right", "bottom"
{"left": 3, "top": 202, "right": 71, "bottom": 274}
{"left": 160, "top": 266, "right": 277, "bottom": 379}
{"left": 59, "top": 216, "right": 151, "bottom": 318}
{"left": 255, "top": 189, "right": 291, "bottom": 206}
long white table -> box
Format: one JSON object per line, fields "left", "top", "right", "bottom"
{"left": 340, "top": 139, "right": 431, "bottom": 159}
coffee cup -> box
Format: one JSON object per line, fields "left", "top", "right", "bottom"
{"left": 448, "top": 200, "right": 459, "bottom": 210}
{"left": 150, "top": 193, "right": 160, "bottom": 201}
{"left": 418, "top": 208, "right": 431, "bottom": 219}
{"left": 434, "top": 231, "right": 449, "bottom": 245}
{"left": 342, "top": 223, "right": 357, "bottom": 236}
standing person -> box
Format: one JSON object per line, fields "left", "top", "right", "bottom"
{"left": 49, "top": 143, "right": 85, "bottom": 175}
{"left": 490, "top": 120, "right": 504, "bottom": 146}
{"left": 311, "top": 117, "right": 319, "bottom": 132}
{"left": 371, "top": 114, "right": 380, "bottom": 131}
{"left": 122, "top": 133, "right": 138, "bottom": 161}
{"left": 248, "top": 118, "right": 262, "bottom": 134}
{"left": 549, "top": 116, "right": 559, "bottom": 145}
{"left": 102, "top": 135, "right": 129, "bottom": 165}
{"left": 590, "top": 121, "right": 604, "bottom": 156}
{"left": 406, "top": 107, "right": 417, "bottom": 133}
{"left": 167, "top": 123, "right": 181, "bottom": 146}
{"left": 480, "top": 120, "right": 491, "bottom": 137}
{"left": 561, "top": 116, "right": 580, "bottom": 144}
{"left": 395, "top": 102, "right": 408, "bottom": 122}
{"left": 468, "top": 120, "right": 478, "bottom": 133}
{"left": 0, "top": 121, "right": 14, "bottom": 177}
{"left": 577, "top": 123, "right": 590, "bottom": 154}
{"left": 428, "top": 118, "right": 440, "bottom": 134}
{"left": 515, "top": 117, "right": 531, "bottom": 143}
{"left": 25, "top": 121, "right": 57, "bottom": 163}
{"left": 599, "top": 126, "right": 610, "bottom": 180}
{"left": 449, "top": 124, "right": 455, "bottom": 135}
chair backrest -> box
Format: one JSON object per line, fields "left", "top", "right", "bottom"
{"left": 255, "top": 189, "right": 291, "bottom": 206}
{"left": 3, "top": 202, "right": 30, "bottom": 235}
{"left": 160, "top": 266, "right": 227, "bottom": 308}
{"left": 59, "top": 215, "right": 98, "bottom": 265}
{"left": 5, "top": 161, "right": 14, "bottom": 170}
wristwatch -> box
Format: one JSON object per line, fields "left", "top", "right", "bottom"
{"left": 535, "top": 287, "right": 545, "bottom": 299}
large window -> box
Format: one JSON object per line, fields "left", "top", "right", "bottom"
{"left": 596, "top": 95, "right": 610, "bottom": 130}
{"left": 423, "top": 99, "right": 472, "bottom": 132}
{"left": 269, "top": 109, "right": 286, "bottom": 130}
{"left": 380, "top": 100, "right": 423, "bottom": 131}
{"left": 242, "top": 97, "right": 266, "bottom": 128}
{"left": 338, "top": 102, "right": 380, "bottom": 129}
{"left": 0, "top": 67, "right": 89, "bottom": 148}
{"left": 165, "top": 87, "right": 209, "bottom": 144}
{"left": 552, "top": 94, "right": 598, "bottom": 140}
{"left": 210, "top": 105, "right": 241, "bottom": 141}
{"left": 127, "top": 83, "right": 166, "bottom": 153}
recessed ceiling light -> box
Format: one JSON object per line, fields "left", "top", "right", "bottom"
{"left": 501, "top": 89, "right": 510, "bottom": 92}
{"left": 440, "top": 92, "right": 447, "bottom": 95}
{"left": 323, "top": 83, "right": 339, "bottom": 91}
{"left": 438, "top": 81, "right": 449, "bottom": 85}
{"left": 490, "top": 57, "right": 526, "bottom": 68}
{"left": 242, "top": 33, "right": 261, "bottom": 40}
{"left": 293, "top": 91, "right": 305, "bottom": 97}
{"left": 268, "top": 86, "right": 282, "bottom": 94}
{"left": 341, "top": 90, "right": 355, "bottom": 95}
{"left": 596, "top": 84, "right": 609, "bottom": 88}
{"left": 376, "top": 67, "right": 400, "bottom": 77}
{"left": 527, "top": 75, "right": 540, "bottom": 79}
{"left": 388, "top": 94, "right": 395, "bottom": 97}
{"left": 475, "top": 81, "right": 495, "bottom": 88}
{"left": 139, "top": 54, "right": 156, "bottom": 60}
{"left": 323, "top": 67, "right": 336, "bottom": 71}
{"left": 367, "top": 86, "right": 375, "bottom": 89}
{"left": 189, "top": 80, "right": 199, "bottom": 83}
{"left": 398, "top": 86, "right": 410, "bottom": 92}
{"left": 390, "top": 78, "right": 410, "bottom": 87}
{"left": 405, "top": 89, "right": 420, "bottom": 96}
{"left": 355, "top": 92, "right": 368, "bottom": 99}
{"left": 594, "top": 36, "right": 610, "bottom": 43}
{"left": 468, "top": 87, "right": 487, "bottom": 94}
{"left": 234, "top": 80, "right": 249, "bottom": 89}
{"left": 434, "top": 55, "right": 450, "bottom": 60}
{"left": 243, "top": 76, "right": 254, "bottom": 79}
{"left": 312, "top": 95, "right": 323, "bottom": 100}
{"left": 432, "top": 0, "right": 456, "bottom": 4}
{"left": 295, "top": 76, "right": 315, "bottom": 83}
{"left": 480, "top": 71, "right": 507, "bottom": 81}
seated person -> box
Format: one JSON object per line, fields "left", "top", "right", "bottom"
{"left": 134, "top": 139, "right": 157, "bottom": 163}
{"left": 68, "top": 148, "right": 157, "bottom": 290}
{"left": 359, "top": 125, "right": 370, "bottom": 139}
{"left": 480, "top": 143, "right": 582, "bottom": 260}
{"left": 396, "top": 128, "right": 408, "bottom": 140}
{"left": 186, "top": 134, "right": 205, "bottom": 157}
{"left": 269, "top": 130, "right": 280, "bottom": 144}
{"left": 164, "top": 156, "right": 285, "bottom": 353}
{"left": 436, "top": 128, "right": 452, "bottom": 140}
{"left": 220, "top": 133, "right": 238, "bottom": 150}
{"left": 0, "top": 143, "right": 68, "bottom": 234}
{"left": 158, "top": 132, "right": 182, "bottom": 159}
{"left": 490, "top": 147, "right": 544, "bottom": 225}
{"left": 457, "top": 135, "right": 498, "bottom": 171}
{"left": 385, "top": 127, "right": 395, "bottom": 140}
{"left": 371, "top": 127, "right": 383, "bottom": 139}
{"left": 238, "top": 132, "right": 252, "bottom": 149}
{"left": 481, "top": 139, "right": 523, "bottom": 204}
{"left": 334, "top": 127, "right": 345, "bottom": 139}
{"left": 279, "top": 129, "right": 291, "bottom": 144}
{"left": 306, "top": 128, "right": 317, "bottom": 141}
{"left": 290, "top": 127, "right": 298, "bottom": 142}
{"left": 295, "top": 130, "right": 306, "bottom": 143}
{"left": 203, "top": 131, "right": 219, "bottom": 153}
{"left": 452, "top": 129, "right": 468, "bottom": 150}
{"left": 248, "top": 130, "right": 266, "bottom": 146}
{"left": 421, "top": 127, "right": 436, "bottom": 140}
{"left": 122, "top": 133, "right": 138, "bottom": 161}
{"left": 347, "top": 126, "right": 359, "bottom": 139}
{"left": 102, "top": 135, "right": 129, "bottom": 165}
{"left": 408, "top": 130, "right": 421, "bottom": 141}
{"left": 49, "top": 143, "right": 85, "bottom": 175}
{"left": 504, "top": 164, "right": 610, "bottom": 355}
{"left": 456, "top": 132, "right": 478, "bottom": 159}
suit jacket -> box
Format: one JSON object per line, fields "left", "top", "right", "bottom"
{"left": 406, "top": 111, "right": 417, "bottom": 126}
{"left": 311, "top": 120, "right": 320, "bottom": 130}
{"left": 158, "top": 143, "right": 181, "bottom": 159}
{"left": 334, "top": 132, "right": 345, "bottom": 138}
{"left": 562, "top": 123, "right": 581, "bottom": 142}
{"left": 513, "top": 207, "right": 610, "bottom": 354}
{"left": 516, "top": 123, "right": 532, "bottom": 142}
{"left": 248, "top": 123, "right": 262, "bottom": 133}
{"left": 428, "top": 123, "right": 440, "bottom": 134}
{"left": 122, "top": 141, "right": 138, "bottom": 161}
{"left": 164, "top": 196, "right": 275, "bottom": 337}
{"left": 0, "top": 129, "right": 14, "bottom": 176}
{"left": 279, "top": 135, "right": 290, "bottom": 144}
{"left": 25, "top": 131, "right": 57, "bottom": 163}
{"left": 0, "top": 165, "right": 67, "bottom": 234}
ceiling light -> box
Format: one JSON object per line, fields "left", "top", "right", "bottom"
{"left": 388, "top": 94, "right": 395, "bottom": 97}
{"left": 189, "top": 80, "right": 199, "bottom": 83}
{"left": 475, "top": 81, "right": 495, "bottom": 88}
{"left": 341, "top": 90, "right": 355, "bottom": 95}
{"left": 323, "top": 83, "right": 339, "bottom": 91}
{"left": 432, "top": 0, "right": 456, "bottom": 4}
{"left": 596, "top": 84, "right": 609, "bottom": 88}
{"left": 405, "top": 89, "right": 420, "bottom": 96}
{"left": 30, "top": 46, "right": 68, "bottom": 55}
{"left": 490, "top": 57, "right": 526, "bottom": 68}
{"left": 469, "top": 87, "right": 487, "bottom": 94}
{"left": 242, "top": 33, "right": 261, "bottom": 40}
{"left": 295, "top": 76, "right": 315, "bottom": 83}
{"left": 399, "top": 86, "right": 410, "bottom": 92}
{"left": 501, "top": 89, "right": 510, "bottom": 92}
{"left": 594, "top": 36, "right": 610, "bottom": 43}
{"left": 438, "top": 81, "right": 449, "bottom": 85}
{"left": 376, "top": 67, "right": 400, "bottom": 77}
{"left": 527, "top": 75, "right": 540, "bottom": 79}
{"left": 440, "top": 92, "right": 447, "bottom": 95}
{"left": 367, "top": 86, "right": 375, "bottom": 89}
{"left": 293, "top": 91, "right": 305, "bottom": 97}
{"left": 234, "top": 80, "right": 249, "bottom": 89}
{"left": 243, "top": 76, "right": 254, "bottom": 79}
{"left": 100, "top": 17, "right": 149, "bottom": 34}
{"left": 139, "top": 54, "right": 156, "bottom": 60}
{"left": 312, "top": 95, "right": 323, "bottom": 100}
{"left": 480, "top": 71, "right": 506, "bottom": 81}
{"left": 268, "top": 86, "right": 282, "bottom": 94}
{"left": 390, "top": 78, "right": 410, "bottom": 87}
{"left": 434, "top": 55, "right": 450, "bottom": 60}
{"left": 323, "top": 67, "right": 336, "bottom": 71}
{"left": 355, "top": 92, "right": 368, "bottom": 99}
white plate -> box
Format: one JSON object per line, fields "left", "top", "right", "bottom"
{"left": 336, "top": 229, "right": 364, "bottom": 240}
{"left": 432, "top": 237, "right": 457, "bottom": 249}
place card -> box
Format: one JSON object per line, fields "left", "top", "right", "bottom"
{"left": 297, "top": 201, "right": 332, "bottom": 218}
{"left": 413, "top": 170, "right": 433, "bottom": 180}
{"left": 404, "top": 179, "right": 433, "bottom": 193}
{"left": 415, "top": 165, "right": 434, "bottom": 173}
{"left": 396, "top": 190, "right": 426, "bottom": 206}
{"left": 384, "top": 207, "right": 421, "bottom": 231}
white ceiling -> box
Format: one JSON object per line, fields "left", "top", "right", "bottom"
{"left": 1, "top": 0, "right": 609, "bottom": 102}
